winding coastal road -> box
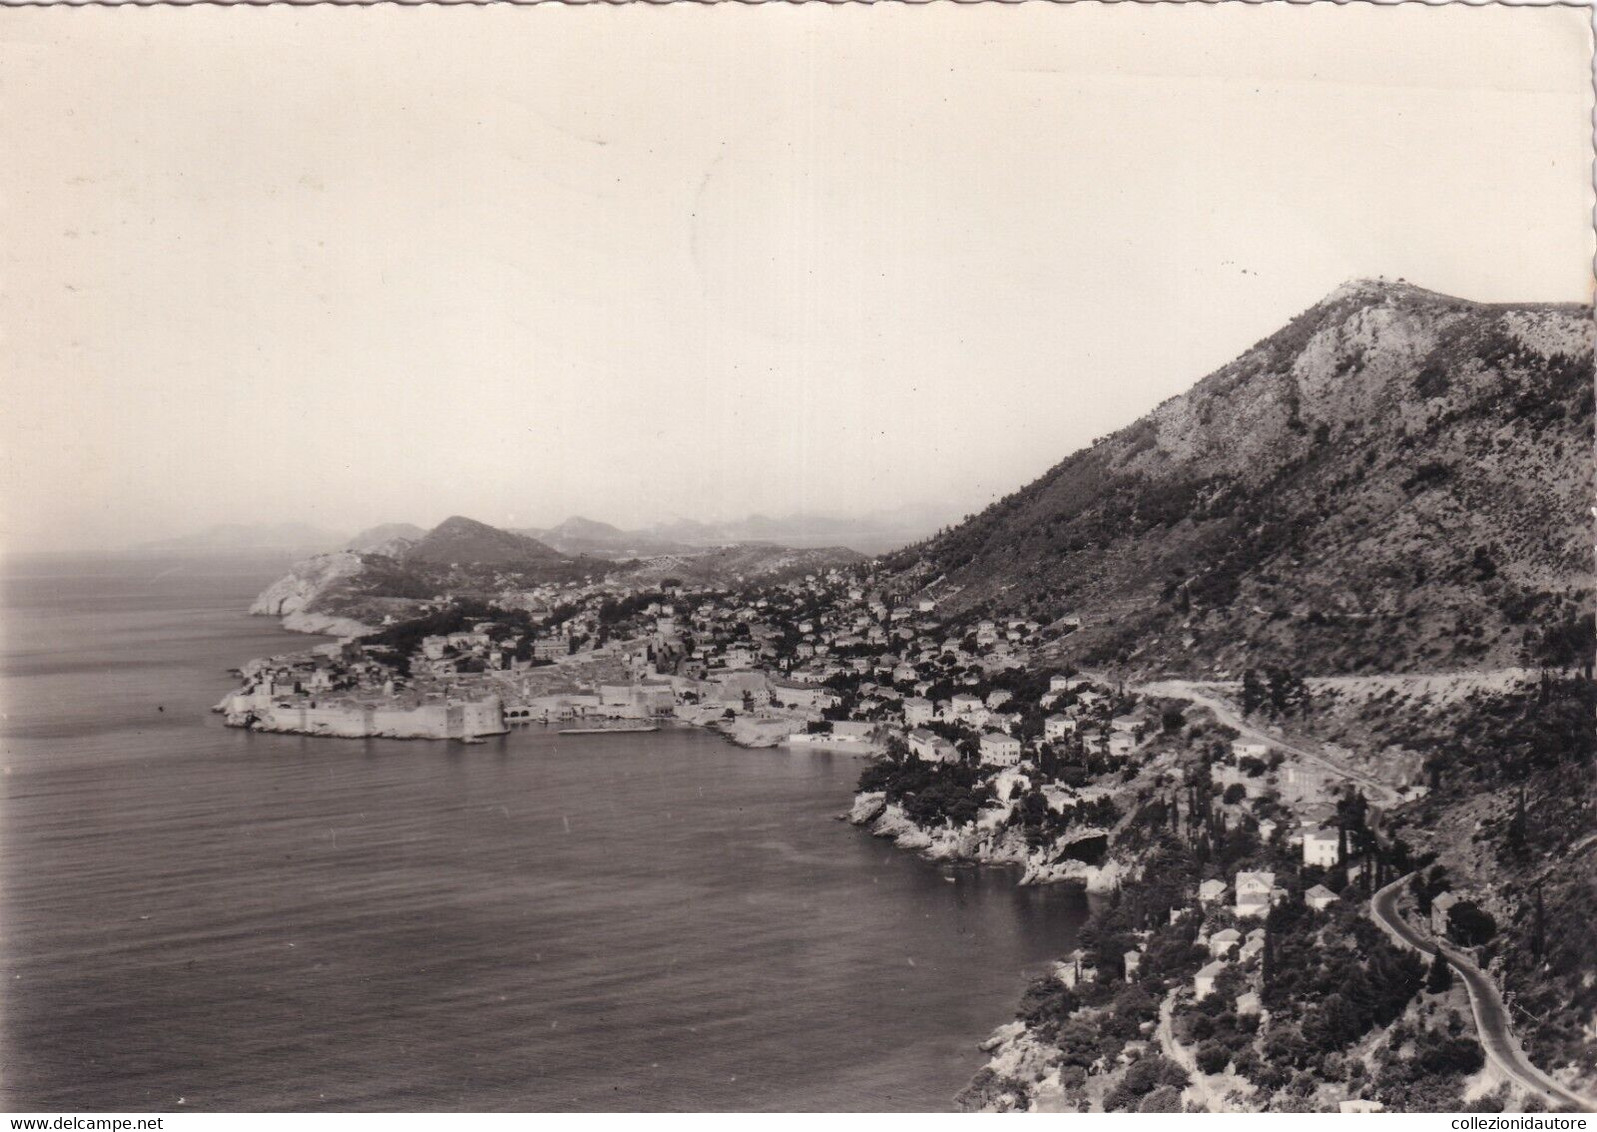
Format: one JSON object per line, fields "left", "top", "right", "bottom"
{"left": 1371, "top": 875, "right": 1592, "bottom": 1111}
{"left": 1134, "top": 679, "right": 1401, "bottom": 807}
{"left": 1137, "top": 677, "right": 1591, "bottom": 1109}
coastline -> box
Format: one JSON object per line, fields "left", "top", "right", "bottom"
{"left": 216, "top": 571, "right": 1595, "bottom": 1114}
{"left": 846, "top": 791, "right": 1129, "bottom": 893}
{"left": 223, "top": 609, "right": 893, "bottom": 753}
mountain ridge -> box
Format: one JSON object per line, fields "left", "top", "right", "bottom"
{"left": 883, "top": 280, "right": 1594, "bottom": 677}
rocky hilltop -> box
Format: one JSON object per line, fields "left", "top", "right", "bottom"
{"left": 248, "top": 517, "right": 600, "bottom": 635}
{"left": 249, "top": 550, "right": 378, "bottom": 636}
{"left": 886, "top": 280, "right": 1593, "bottom": 676}
{"left": 249, "top": 514, "right": 867, "bottom": 635}
{"left": 404, "top": 515, "right": 568, "bottom": 566}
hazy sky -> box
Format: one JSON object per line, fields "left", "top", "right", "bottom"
{"left": 2, "top": 4, "right": 1590, "bottom": 551}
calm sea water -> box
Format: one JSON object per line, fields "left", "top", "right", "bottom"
{"left": 0, "top": 555, "right": 1088, "bottom": 1112}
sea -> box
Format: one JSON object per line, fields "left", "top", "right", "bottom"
{"left": 0, "top": 555, "right": 1089, "bottom": 1112}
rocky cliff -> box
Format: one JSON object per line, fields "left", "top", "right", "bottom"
{"left": 249, "top": 551, "right": 377, "bottom": 636}
{"left": 885, "top": 280, "right": 1593, "bottom": 676}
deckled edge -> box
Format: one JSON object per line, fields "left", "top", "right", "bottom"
{"left": 0, "top": 0, "right": 1591, "bottom": 9}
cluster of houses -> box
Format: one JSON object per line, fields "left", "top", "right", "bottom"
{"left": 1187, "top": 868, "right": 1343, "bottom": 1008}
{"left": 234, "top": 565, "right": 1391, "bottom": 910}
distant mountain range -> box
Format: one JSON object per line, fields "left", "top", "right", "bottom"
{"left": 249, "top": 514, "right": 868, "bottom": 634}
{"left": 512, "top": 510, "right": 944, "bottom": 558}
{"left": 141, "top": 508, "right": 940, "bottom": 560}
{"left": 343, "top": 523, "right": 427, "bottom": 553}
{"left": 882, "top": 279, "right": 1594, "bottom": 677}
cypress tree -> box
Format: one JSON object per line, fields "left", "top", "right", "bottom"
{"left": 1426, "top": 950, "right": 1452, "bottom": 993}
{"left": 1509, "top": 784, "right": 1528, "bottom": 853}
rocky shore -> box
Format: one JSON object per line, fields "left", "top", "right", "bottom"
{"left": 845, "top": 790, "right": 1128, "bottom": 892}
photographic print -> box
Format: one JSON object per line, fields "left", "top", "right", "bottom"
{"left": 0, "top": 1, "right": 1592, "bottom": 1115}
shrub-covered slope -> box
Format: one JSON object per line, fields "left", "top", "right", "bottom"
{"left": 886, "top": 280, "right": 1594, "bottom": 676}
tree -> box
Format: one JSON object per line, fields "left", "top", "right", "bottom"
{"left": 1505, "top": 783, "right": 1528, "bottom": 855}
{"left": 1139, "top": 1086, "right": 1183, "bottom": 1112}
{"left": 1426, "top": 950, "right": 1453, "bottom": 994}
{"left": 1195, "top": 1040, "right": 1231, "bottom": 1075}
{"left": 1268, "top": 667, "right": 1307, "bottom": 716}
{"left": 1241, "top": 669, "right": 1267, "bottom": 716}
{"left": 1447, "top": 901, "right": 1497, "bottom": 948}
{"left": 1107, "top": 1055, "right": 1190, "bottom": 1110}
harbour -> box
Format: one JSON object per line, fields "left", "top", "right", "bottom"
{"left": 0, "top": 555, "right": 1089, "bottom": 1112}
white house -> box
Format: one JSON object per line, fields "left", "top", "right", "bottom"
{"left": 903, "top": 697, "right": 935, "bottom": 726}
{"left": 1235, "top": 871, "right": 1276, "bottom": 918}
{"left": 1208, "top": 928, "right": 1241, "bottom": 957}
{"left": 1232, "top": 739, "right": 1270, "bottom": 760}
{"left": 909, "top": 728, "right": 961, "bottom": 765}
{"left": 1195, "top": 960, "right": 1227, "bottom": 998}
{"left": 986, "top": 689, "right": 1013, "bottom": 710}
{"left": 1108, "top": 733, "right": 1136, "bottom": 757}
{"left": 1198, "top": 878, "right": 1228, "bottom": 904}
{"left": 949, "top": 693, "right": 984, "bottom": 716}
{"left": 979, "top": 732, "right": 1023, "bottom": 768}
{"left": 1305, "top": 884, "right": 1339, "bottom": 912}
{"left": 1044, "top": 714, "right": 1077, "bottom": 741}
{"left": 1302, "top": 828, "right": 1341, "bottom": 868}
{"left": 1236, "top": 991, "right": 1262, "bottom": 1017}
{"left": 1123, "top": 950, "right": 1142, "bottom": 980}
